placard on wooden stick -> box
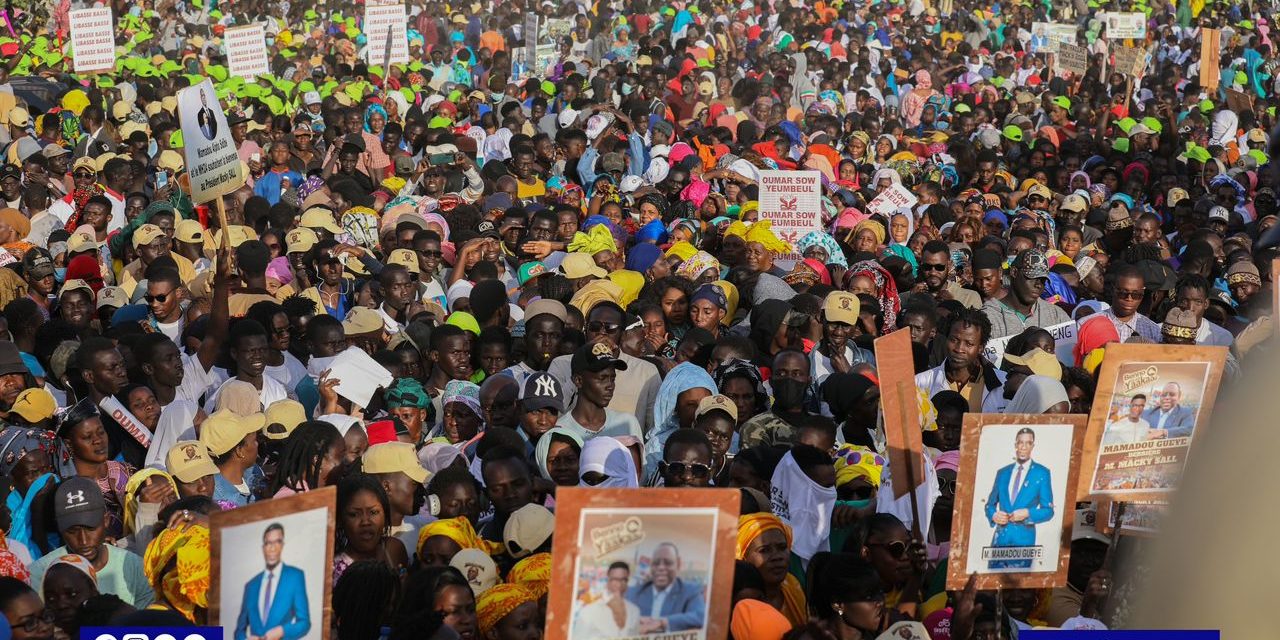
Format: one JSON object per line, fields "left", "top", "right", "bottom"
{"left": 1077, "top": 343, "right": 1227, "bottom": 502}
{"left": 209, "top": 486, "right": 337, "bottom": 640}
{"left": 545, "top": 488, "right": 739, "bottom": 640}
{"left": 1200, "top": 28, "right": 1221, "bottom": 89}
{"left": 874, "top": 329, "right": 924, "bottom": 502}
{"left": 946, "top": 413, "right": 1087, "bottom": 590}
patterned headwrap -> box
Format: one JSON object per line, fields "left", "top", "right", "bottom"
{"left": 60, "top": 111, "right": 84, "bottom": 147}
{"left": 796, "top": 230, "right": 848, "bottom": 268}
{"left": 833, "top": 445, "right": 885, "bottom": 488}
{"left": 50, "top": 554, "right": 98, "bottom": 585}
{"left": 341, "top": 207, "right": 381, "bottom": 250}
{"left": 507, "top": 552, "right": 551, "bottom": 599}
{"left": 711, "top": 359, "right": 766, "bottom": 409}
{"left": 567, "top": 224, "right": 618, "bottom": 255}
{"left": 0, "top": 426, "right": 74, "bottom": 477}
{"left": 637, "top": 193, "right": 669, "bottom": 220}
{"left": 385, "top": 377, "right": 431, "bottom": 409}
{"left": 442, "top": 380, "right": 482, "bottom": 419}
{"left": 843, "top": 260, "right": 901, "bottom": 333}
{"left": 674, "top": 251, "right": 721, "bottom": 280}
{"left": 743, "top": 220, "right": 793, "bottom": 254}
{"left": 64, "top": 184, "right": 106, "bottom": 232}
{"left": 143, "top": 524, "right": 211, "bottom": 623}
{"left": 476, "top": 583, "right": 539, "bottom": 634}
{"left": 0, "top": 533, "right": 30, "bottom": 583}
{"left": 417, "top": 516, "right": 504, "bottom": 559}
{"left": 783, "top": 258, "right": 831, "bottom": 287}
{"left": 363, "top": 103, "right": 388, "bottom": 132}
{"left": 297, "top": 175, "right": 327, "bottom": 201}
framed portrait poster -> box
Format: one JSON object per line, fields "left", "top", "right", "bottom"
{"left": 1077, "top": 344, "right": 1227, "bottom": 502}
{"left": 544, "top": 487, "right": 740, "bottom": 640}
{"left": 1095, "top": 500, "right": 1167, "bottom": 537}
{"left": 209, "top": 487, "right": 337, "bottom": 640}
{"left": 947, "top": 414, "right": 1087, "bottom": 590}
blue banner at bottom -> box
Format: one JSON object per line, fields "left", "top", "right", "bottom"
{"left": 81, "top": 627, "right": 223, "bottom": 640}
{"left": 1024, "top": 632, "right": 1219, "bottom": 639}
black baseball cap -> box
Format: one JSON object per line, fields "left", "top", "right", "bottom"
{"left": 521, "top": 371, "right": 565, "bottom": 413}
{"left": 55, "top": 476, "right": 106, "bottom": 531}
{"left": 21, "top": 248, "right": 54, "bottom": 279}
{"left": 571, "top": 341, "right": 629, "bottom": 374}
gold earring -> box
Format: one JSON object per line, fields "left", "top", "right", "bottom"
{"left": 834, "top": 605, "right": 845, "bottom": 616}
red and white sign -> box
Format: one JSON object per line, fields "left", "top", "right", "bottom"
{"left": 867, "top": 183, "right": 919, "bottom": 216}
{"left": 69, "top": 8, "right": 116, "bottom": 74}
{"left": 758, "top": 170, "right": 822, "bottom": 259}
{"left": 225, "top": 24, "right": 270, "bottom": 79}
{"left": 364, "top": 3, "right": 410, "bottom": 66}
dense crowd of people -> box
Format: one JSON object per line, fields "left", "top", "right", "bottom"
{"left": 0, "top": 0, "right": 1274, "bottom": 638}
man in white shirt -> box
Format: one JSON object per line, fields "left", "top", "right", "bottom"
{"left": 574, "top": 562, "right": 641, "bottom": 637}
{"left": 1102, "top": 394, "right": 1152, "bottom": 445}
{"left": 205, "top": 321, "right": 293, "bottom": 413}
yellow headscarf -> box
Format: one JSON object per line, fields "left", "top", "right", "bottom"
{"left": 567, "top": 224, "right": 617, "bottom": 255}
{"left": 143, "top": 524, "right": 210, "bottom": 623}
{"left": 569, "top": 279, "right": 624, "bottom": 316}
{"left": 855, "top": 220, "right": 886, "bottom": 245}
{"left": 417, "top": 516, "right": 504, "bottom": 557}
{"left": 736, "top": 514, "right": 807, "bottom": 627}
{"left": 507, "top": 552, "right": 551, "bottom": 599}
{"left": 607, "top": 270, "right": 645, "bottom": 308}
{"left": 723, "top": 220, "right": 749, "bottom": 239}
{"left": 833, "top": 444, "right": 885, "bottom": 488}
{"left": 743, "top": 220, "right": 792, "bottom": 254}
{"left": 715, "top": 280, "right": 739, "bottom": 325}
{"left": 123, "top": 469, "right": 179, "bottom": 536}
{"left": 476, "top": 582, "right": 539, "bottom": 634}
{"left": 665, "top": 240, "right": 698, "bottom": 262}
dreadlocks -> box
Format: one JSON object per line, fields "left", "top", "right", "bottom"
{"left": 268, "top": 421, "right": 343, "bottom": 495}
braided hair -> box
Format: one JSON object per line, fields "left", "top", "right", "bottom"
{"left": 268, "top": 421, "right": 343, "bottom": 495}
{"left": 333, "top": 560, "right": 402, "bottom": 640}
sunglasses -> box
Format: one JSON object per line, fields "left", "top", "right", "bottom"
{"left": 921, "top": 263, "right": 947, "bottom": 272}
{"left": 664, "top": 461, "right": 711, "bottom": 478}
{"left": 73, "top": 172, "right": 95, "bottom": 179}
{"left": 586, "top": 321, "right": 621, "bottom": 334}
{"left": 867, "top": 540, "right": 908, "bottom": 559}
{"left": 144, "top": 292, "right": 171, "bottom": 304}
{"left": 1115, "top": 289, "right": 1145, "bottom": 300}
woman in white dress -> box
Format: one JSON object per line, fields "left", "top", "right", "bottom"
{"left": 573, "top": 561, "right": 640, "bottom": 638}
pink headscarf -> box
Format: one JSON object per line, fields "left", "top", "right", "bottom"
{"left": 935, "top": 450, "right": 960, "bottom": 473}
{"left": 681, "top": 178, "right": 712, "bottom": 207}
{"left": 914, "top": 70, "right": 933, "bottom": 91}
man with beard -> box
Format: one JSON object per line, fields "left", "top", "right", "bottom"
{"left": 363, "top": 442, "right": 430, "bottom": 560}
{"left": 981, "top": 249, "right": 1070, "bottom": 339}
{"left": 920, "top": 241, "right": 980, "bottom": 308}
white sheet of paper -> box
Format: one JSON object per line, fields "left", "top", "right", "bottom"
{"left": 329, "top": 348, "right": 394, "bottom": 409}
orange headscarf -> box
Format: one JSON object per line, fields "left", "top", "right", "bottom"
{"left": 736, "top": 514, "right": 808, "bottom": 627}
{"left": 417, "top": 516, "right": 504, "bottom": 558}
{"left": 731, "top": 598, "right": 793, "bottom": 640}
{"left": 507, "top": 552, "right": 552, "bottom": 599}
{"left": 476, "top": 582, "right": 538, "bottom": 634}
{"left": 143, "top": 524, "right": 210, "bottom": 622}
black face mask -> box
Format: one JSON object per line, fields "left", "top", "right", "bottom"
{"left": 772, "top": 377, "right": 808, "bottom": 411}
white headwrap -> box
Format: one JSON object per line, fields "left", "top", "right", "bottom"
{"left": 769, "top": 451, "right": 837, "bottom": 562}
{"left": 578, "top": 436, "right": 639, "bottom": 489}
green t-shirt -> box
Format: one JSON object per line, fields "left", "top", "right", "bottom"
{"left": 28, "top": 544, "right": 155, "bottom": 607}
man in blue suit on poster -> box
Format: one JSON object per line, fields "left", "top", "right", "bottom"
{"left": 235, "top": 523, "right": 311, "bottom": 640}
{"left": 626, "top": 542, "right": 706, "bottom": 633}
{"left": 984, "top": 428, "right": 1054, "bottom": 569}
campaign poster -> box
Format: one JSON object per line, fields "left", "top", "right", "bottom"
{"left": 1112, "top": 45, "right": 1148, "bottom": 78}
{"left": 546, "top": 488, "right": 739, "bottom": 640}
{"left": 364, "top": 3, "right": 409, "bottom": 65}
{"left": 1080, "top": 345, "right": 1227, "bottom": 502}
{"left": 1029, "top": 22, "right": 1054, "bottom": 53}
{"left": 1104, "top": 12, "right": 1147, "bottom": 39}
{"left": 209, "top": 488, "right": 336, "bottom": 640}
{"left": 947, "top": 414, "right": 1086, "bottom": 590}
{"left": 758, "top": 170, "right": 822, "bottom": 261}
{"left": 1056, "top": 43, "right": 1090, "bottom": 76}
{"left": 226, "top": 24, "right": 270, "bottom": 79}
{"left": 69, "top": 8, "right": 116, "bottom": 74}
{"left": 178, "top": 79, "right": 246, "bottom": 204}
{"left": 866, "top": 182, "right": 919, "bottom": 217}
{"left": 1096, "top": 500, "right": 1167, "bottom": 537}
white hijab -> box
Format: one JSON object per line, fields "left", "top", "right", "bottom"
{"left": 579, "top": 436, "right": 639, "bottom": 489}
{"left": 1006, "top": 375, "right": 1070, "bottom": 414}
{"left": 769, "top": 451, "right": 837, "bottom": 562}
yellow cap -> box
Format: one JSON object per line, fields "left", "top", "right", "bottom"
{"left": 72, "top": 157, "right": 97, "bottom": 173}
{"left": 263, "top": 400, "right": 306, "bottom": 440}
{"left": 9, "top": 388, "right": 55, "bottom": 423}
{"left": 118, "top": 121, "right": 147, "bottom": 140}
{"left": 111, "top": 101, "right": 132, "bottom": 122}
{"left": 7, "top": 107, "right": 30, "bottom": 127}
{"left": 58, "top": 279, "right": 94, "bottom": 298}
{"left": 156, "top": 149, "right": 184, "bottom": 173}
{"left": 387, "top": 248, "right": 420, "bottom": 274}
{"left": 300, "top": 208, "right": 343, "bottom": 234}
{"left": 212, "top": 224, "right": 257, "bottom": 248}
{"left": 694, "top": 394, "right": 738, "bottom": 423}
{"left": 66, "top": 232, "right": 101, "bottom": 254}
{"left": 362, "top": 442, "right": 428, "bottom": 483}
{"left": 96, "top": 286, "right": 128, "bottom": 309}
{"left": 198, "top": 409, "right": 266, "bottom": 456}
{"left": 560, "top": 253, "right": 607, "bottom": 279}
{"left": 94, "top": 153, "right": 118, "bottom": 173}
{"left": 132, "top": 223, "right": 167, "bottom": 249}
{"left": 285, "top": 227, "right": 318, "bottom": 254}
{"left": 166, "top": 440, "right": 220, "bottom": 483}
{"left": 823, "top": 291, "right": 861, "bottom": 325}
{"left": 343, "top": 306, "right": 384, "bottom": 335}
{"left": 175, "top": 219, "right": 204, "bottom": 244}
